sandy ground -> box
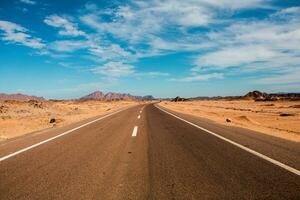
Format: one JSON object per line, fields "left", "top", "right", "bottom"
{"left": 159, "top": 100, "right": 300, "bottom": 142}
{"left": 0, "top": 100, "right": 139, "bottom": 141}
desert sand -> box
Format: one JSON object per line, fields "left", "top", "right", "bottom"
{"left": 159, "top": 100, "right": 300, "bottom": 142}
{"left": 0, "top": 100, "right": 138, "bottom": 141}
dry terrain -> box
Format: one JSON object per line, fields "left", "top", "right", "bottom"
{"left": 0, "top": 100, "right": 138, "bottom": 141}
{"left": 159, "top": 100, "right": 300, "bottom": 142}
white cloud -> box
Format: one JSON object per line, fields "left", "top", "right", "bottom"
{"left": 174, "top": 73, "right": 224, "bottom": 82}
{"left": 200, "top": 0, "right": 268, "bottom": 9}
{"left": 44, "top": 15, "right": 85, "bottom": 37}
{"left": 92, "top": 62, "right": 135, "bottom": 77}
{"left": 77, "top": 0, "right": 275, "bottom": 75}
{"left": 0, "top": 20, "right": 26, "bottom": 32}
{"left": 195, "top": 45, "right": 278, "bottom": 68}
{"left": 80, "top": 5, "right": 212, "bottom": 60}
{"left": 80, "top": 0, "right": 269, "bottom": 47}
{"left": 193, "top": 11, "right": 300, "bottom": 76}
{"left": 4, "top": 0, "right": 298, "bottom": 88}
{"left": 272, "top": 6, "right": 300, "bottom": 17}
{"left": 79, "top": 0, "right": 295, "bottom": 83}
{"left": 89, "top": 43, "right": 134, "bottom": 62}
{"left": 91, "top": 61, "right": 170, "bottom": 79}
{"left": 46, "top": 32, "right": 135, "bottom": 65}
{"left": 149, "top": 36, "right": 214, "bottom": 52}
{"left": 36, "top": 49, "right": 70, "bottom": 58}
{"left": 49, "top": 40, "right": 88, "bottom": 52}
{"left": 134, "top": 71, "right": 170, "bottom": 77}
{"left": 218, "top": 21, "right": 300, "bottom": 51}
{"left": 255, "top": 70, "right": 300, "bottom": 85}
{"left": 0, "top": 20, "right": 44, "bottom": 49}
{"left": 19, "top": 0, "right": 36, "bottom": 5}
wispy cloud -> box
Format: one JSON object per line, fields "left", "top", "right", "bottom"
{"left": 0, "top": 20, "right": 44, "bottom": 48}
{"left": 173, "top": 73, "right": 224, "bottom": 82}
{"left": 49, "top": 39, "right": 88, "bottom": 52}
{"left": 19, "top": 0, "right": 36, "bottom": 5}
{"left": 81, "top": 0, "right": 269, "bottom": 37}
{"left": 88, "top": 43, "right": 134, "bottom": 62}
{"left": 92, "top": 62, "right": 135, "bottom": 77}
{"left": 191, "top": 9, "right": 300, "bottom": 83}
{"left": 194, "top": 45, "right": 278, "bottom": 69}
{"left": 272, "top": 6, "right": 300, "bottom": 17}
{"left": 255, "top": 69, "right": 300, "bottom": 85}
{"left": 2, "top": 0, "right": 300, "bottom": 93}
{"left": 91, "top": 61, "right": 170, "bottom": 79}
{"left": 134, "top": 72, "right": 170, "bottom": 77}
{"left": 44, "top": 15, "right": 85, "bottom": 37}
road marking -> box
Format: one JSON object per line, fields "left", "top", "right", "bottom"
{"left": 132, "top": 126, "right": 138, "bottom": 137}
{"left": 140, "top": 110, "right": 142, "bottom": 113}
{"left": 138, "top": 115, "right": 141, "bottom": 119}
{"left": 155, "top": 105, "right": 300, "bottom": 177}
{"left": 0, "top": 106, "right": 135, "bottom": 162}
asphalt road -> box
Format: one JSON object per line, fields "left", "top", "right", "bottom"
{"left": 0, "top": 103, "right": 299, "bottom": 199}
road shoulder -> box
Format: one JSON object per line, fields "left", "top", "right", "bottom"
{"left": 156, "top": 103, "right": 300, "bottom": 170}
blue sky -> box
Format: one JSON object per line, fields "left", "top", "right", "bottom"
{"left": 0, "top": 0, "right": 300, "bottom": 99}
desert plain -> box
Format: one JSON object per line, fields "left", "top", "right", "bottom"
{"left": 1, "top": 97, "right": 300, "bottom": 143}
{"left": 0, "top": 100, "right": 138, "bottom": 141}
{"left": 159, "top": 100, "right": 300, "bottom": 142}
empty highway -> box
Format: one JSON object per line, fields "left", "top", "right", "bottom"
{"left": 0, "top": 104, "right": 300, "bottom": 199}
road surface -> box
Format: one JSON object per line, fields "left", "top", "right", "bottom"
{"left": 1, "top": 104, "right": 299, "bottom": 199}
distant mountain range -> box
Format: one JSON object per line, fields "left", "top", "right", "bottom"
{"left": 0, "top": 93, "right": 45, "bottom": 101}
{"left": 0, "top": 91, "right": 155, "bottom": 101}
{"left": 79, "top": 91, "right": 105, "bottom": 100}
{"left": 173, "top": 90, "right": 300, "bottom": 101}
{"left": 79, "top": 91, "right": 155, "bottom": 101}
{"left": 1, "top": 90, "right": 299, "bottom": 102}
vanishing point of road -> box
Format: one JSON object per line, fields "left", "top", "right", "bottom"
{"left": 1, "top": 104, "right": 300, "bottom": 199}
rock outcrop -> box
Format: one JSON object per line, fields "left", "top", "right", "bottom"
{"left": 171, "top": 96, "right": 189, "bottom": 102}
{"left": 244, "top": 91, "right": 268, "bottom": 100}
{"left": 244, "top": 91, "right": 300, "bottom": 101}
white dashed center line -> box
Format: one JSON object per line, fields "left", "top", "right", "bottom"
{"left": 138, "top": 115, "right": 141, "bottom": 119}
{"left": 132, "top": 126, "right": 138, "bottom": 137}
